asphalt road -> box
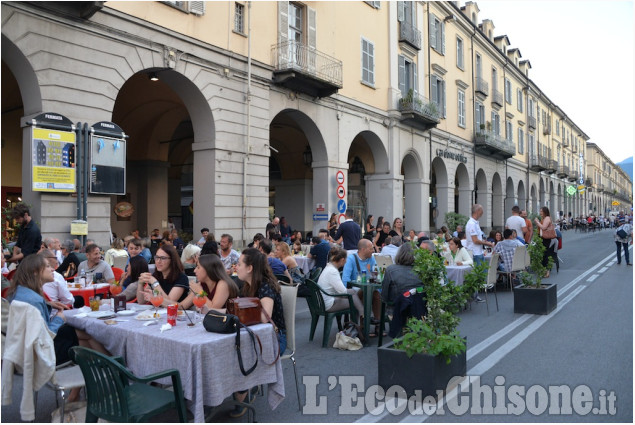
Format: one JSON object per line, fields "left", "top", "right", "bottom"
{"left": 2, "top": 227, "right": 632, "bottom": 423}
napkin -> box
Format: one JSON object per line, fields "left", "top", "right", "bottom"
{"left": 143, "top": 320, "right": 157, "bottom": 327}
{"left": 160, "top": 323, "right": 172, "bottom": 333}
{"left": 74, "top": 313, "right": 88, "bottom": 318}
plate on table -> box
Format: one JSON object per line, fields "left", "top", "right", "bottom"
{"left": 132, "top": 304, "right": 152, "bottom": 311}
{"left": 116, "top": 310, "right": 137, "bottom": 316}
{"left": 86, "top": 310, "right": 115, "bottom": 319}
{"left": 135, "top": 309, "right": 167, "bottom": 320}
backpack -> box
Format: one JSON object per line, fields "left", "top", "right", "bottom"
{"left": 616, "top": 225, "right": 628, "bottom": 239}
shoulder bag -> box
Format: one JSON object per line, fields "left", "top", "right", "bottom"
{"left": 541, "top": 220, "right": 557, "bottom": 239}
{"left": 616, "top": 226, "right": 628, "bottom": 239}
{"left": 227, "top": 297, "right": 261, "bottom": 326}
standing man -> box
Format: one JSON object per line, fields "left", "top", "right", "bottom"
{"left": 615, "top": 217, "right": 633, "bottom": 266}
{"left": 465, "top": 204, "right": 494, "bottom": 266}
{"left": 505, "top": 206, "right": 528, "bottom": 244}
{"left": 77, "top": 244, "right": 115, "bottom": 284}
{"left": 308, "top": 229, "right": 331, "bottom": 270}
{"left": 334, "top": 209, "right": 362, "bottom": 251}
{"left": 7, "top": 204, "right": 42, "bottom": 263}
{"left": 219, "top": 234, "right": 240, "bottom": 273}
{"left": 520, "top": 210, "right": 533, "bottom": 244}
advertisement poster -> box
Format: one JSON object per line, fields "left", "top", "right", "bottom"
{"left": 31, "top": 127, "right": 76, "bottom": 192}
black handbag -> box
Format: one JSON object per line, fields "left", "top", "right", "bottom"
{"left": 203, "top": 311, "right": 261, "bottom": 376}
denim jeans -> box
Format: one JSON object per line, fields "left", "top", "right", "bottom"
{"left": 473, "top": 254, "right": 485, "bottom": 266}
{"left": 616, "top": 241, "right": 630, "bottom": 264}
{"left": 278, "top": 329, "right": 287, "bottom": 355}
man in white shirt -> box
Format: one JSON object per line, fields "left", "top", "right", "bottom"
{"left": 41, "top": 249, "right": 75, "bottom": 307}
{"left": 380, "top": 236, "right": 401, "bottom": 261}
{"left": 465, "top": 204, "right": 494, "bottom": 266}
{"left": 505, "top": 206, "right": 527, "bottom": 244}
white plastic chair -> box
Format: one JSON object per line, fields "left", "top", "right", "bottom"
{"left": 111, "top": 255, "right": 129, "bottom": 271}
{"left": 483, "top": 252, "right": 500, "bottom": 314}
{"left": 280, "top": 284, "right": 301, "bottom": 410}
{"left": 497, "top": 245, "right": 527, "bottom": 291}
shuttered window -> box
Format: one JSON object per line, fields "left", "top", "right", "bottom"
{"left": 456, "top": 37, "right": 464, "bottom": 69}
{"left": 428, "top": 13, "right": 445, "bottom": 54}
{"left": 458, "top": 89, "right": 466, "bottom": 127}
{"left": 518, "top": 128, "right": 524, "bottom": 154}
{"left": 398, "top": 55, "right": 417, "bottom": 97}
{"left": 517, "top": 89, "right": 523, "bottom": 113}
{"left": 431, "top": 76, "right": 446, "bottom": 117}
{"left": 505, "top": 78, "right": 512, "bottom": 103}
{"left": 361, "top": 38, "right": 375, "bottom": 86}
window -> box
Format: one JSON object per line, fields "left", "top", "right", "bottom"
{"left": 492, "top": 67, "right": 497, "bottom": 92}
{"left": 456, "top": 37, "right": 464, "bottom": 69}
{"left": 556, "top": 120, "right": 560, "bottom": 136}
{"left": 536, "top": 105, "right": 540, "bottom": 123}
{"left": 491, "top": 111, "right": 501, "bottom": 136}
{"left": 518, "top": 128, "right": 524, "bottom": 154}
{"left": 398, "top": 55, "right": 417, "bottom": 96}
{"left": 529, "top": 133, "right": 535, "bottom": 155}
{"left": 504, "top": 78, "right": 512, "bottom": 104}
{"left": 361, "top": 38, "right": 375, "bottom": 86}
{"left": 431, "top": 75, "right": 446, "bottom": 117}
{"left": 475, "top": 102, "right": 485, "bottom": 130}
{"left": 506, "top": 121, "right": 513, "bottom": 142}
{"left": 234, "top": 3, "right": 244, "bottom": 33}
{"left": 528, "top": 97, "right": 535, "bottom": 118}
{"left": 458, "top": 89, "right": 466, "bottom": 127}
{"left": 288, "top": 3, "right": 303, "bottom": 43}
{"left": 163, "top": 1, "right": 205, "bottom": 15}
{"left": 517, "top": 88, "right": 523, "bottom": 112}
{"left": 429, "top": 14, "right": 445, "bottom": 54}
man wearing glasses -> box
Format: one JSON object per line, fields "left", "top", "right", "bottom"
{"left": 77, "top": 244, "right": 115, "bottom": 284}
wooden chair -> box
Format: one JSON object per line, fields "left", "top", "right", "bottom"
{"left": 304, "top": 279, "right": 358, "bottom": 347}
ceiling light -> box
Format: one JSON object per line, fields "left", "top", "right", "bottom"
{"left": 149, "top": 72, "right": 159, "bottom": 82}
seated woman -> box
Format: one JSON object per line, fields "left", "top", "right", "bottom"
{"left": 104, "top": 238, "right": 129, "bottom": 267}
{"left": 181, "top": 254, "right": 239, "bottom": 311}
{"left": 8, "top": 254, "right": 109, "bottom": 400}
{"left": 317, "top": 246, "right": 364, "bottom": 317}
{"left": 137, "top": 244, "right": 189, "bottom": 306}
{"left": 56, "top": 239, "right": 80, "bottom": 278}
{"left": 180, "top": 243, "right": 202, "bottom": 277}
{"left": 121, "top": 256, "right": 148, "bottom": 301}
{"left": 373, "top": 221, "right": 392, "bottom": 252}
{"left": 380, "top": 243, "right": 423, "bottom": 304}
{"left": 275, "top": 241, "right": 304, "bottom": 283}
{"left": 291, "top": 230, "right": 303, "bottom": 244}
{"left": 292, "top": 239, "right": 303, "bottom": 255}
{"left": 232, "top": 248, "right": 286, "bottom": 418}
{"left": 444, "top": 237, "right": 473, "bottom": 266}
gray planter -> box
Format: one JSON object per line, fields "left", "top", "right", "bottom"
{"left": 377, "top": 342, "right": 466, "bottom": 398}
{"left": 513, "top": 283, "right": 557, "bottom": 315}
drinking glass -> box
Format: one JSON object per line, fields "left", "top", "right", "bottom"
{"left": 149, "top": 290, "right": 164, "bottom": 318}
{"left": 110, "top": 283, "right": 122, "bottom": 296}
{"left": 192, "top": 295, "right": 207, "bottom": 321}
{"left": 89, "top": 296, "right": 100, "bottom": 311}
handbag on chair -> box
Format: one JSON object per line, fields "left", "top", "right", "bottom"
{"left": 227, "top": 297, "right": 261, "bottom": 326}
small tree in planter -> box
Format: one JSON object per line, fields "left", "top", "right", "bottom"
{"left": 514, "top": 232, "right": 557, "bottom": 314}
{"left": 444, "top": 212, "right": 469, "bottom": 234}
{"left": 378, "top": 248, "right": 483, "bottom": 397}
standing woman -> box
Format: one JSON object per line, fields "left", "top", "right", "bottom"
{"left": 138, "top": 244, "right": 189, "bottom": 305}
{"left": 390, "top": 218, "right": 404, "bottom": 240}
{"left": 534, "top": 206, "right": 557, "bottom": 278}
{"left": 181, "top": 254, "right": 238, "bottom": 310}
{"left": 232, "top": 248, "right": 286, "bottom": 417}
{"left": 328, "top": 213, "right": 338, "bottom": 240}
{"left": 363, "top": 214, "right": 375, "bottom": 241}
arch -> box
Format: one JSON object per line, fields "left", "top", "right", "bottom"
{"left": 491, "top": 172, "right": 504, "bottom": 229}
{"left": 518, "top": 180, "right": 527, "bottom": 211}
{"left": 549, "top": 180, "right": 555, "bottom": 213}
{"left": 401, "top": 150, "right": 424, "bottom": 231}
{"left": 505, "top": 176, "right": 515, "bottom": 213}
{"left": 557, "top": 183, "right": 562, "bottom": 215}
{"left": 475, "top": 169, "right": 489, "bottom": 227}
{"left": 430, "top": 157, "right": 449, "bottom": 229}
{"left": 1, "top": 35, "right": 42, "bottom": 115}
{"left": 271, "top": 109, "right": 327, "bottom": 165}
{"left": 539, "top": 177, "right": 546, "bottom": 208}
{"left": 530, "top": 184, "right": 538, "bottom": 213}
{"left": 454, "top": 162, "right": 471, "bottom": 217}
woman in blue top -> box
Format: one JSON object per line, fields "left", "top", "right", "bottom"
{"left": 8, "top": 254, "right": 108, "bottom": 366}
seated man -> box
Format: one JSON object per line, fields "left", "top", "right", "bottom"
{"left": 41, "top": 249, "right": 76, "bottom": 308}
{"left": 494, "top": 229, "right": 524, "bottom": 272}
{"left": 258, "top": 238, "right": 292, "bottom": 282}
{"left": 78, "top": 244, "right": 115, "bottom": 284}
{"left": 379, "top": 236, "right": 402, "bottom": 261}
{"left": 342, "top": 239, "right": 381, "bottom": 326}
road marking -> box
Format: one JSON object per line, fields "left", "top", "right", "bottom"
{"left": 467, "top": 314, "right": 533, "bottom": 360}
{"left": 587, "top": 274, "right": 599, "bottom": 282}
{"left": 598, "top": 267, "right": 608, "bottom": 274}
{"left": 557, "top": 251, "right": 614, "bottom": 298}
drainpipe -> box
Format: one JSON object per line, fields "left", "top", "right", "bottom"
{"left": 83, "top": 123, "right": 90, "bottom": 246}
{"left": 75, "top": 122, "right": 82, "bottom": 222}
{"left": 242, "top": 1, "right": 252, "bottom": 248}
{"left": 470, "top": 25, "right": 477, "bottom": 207}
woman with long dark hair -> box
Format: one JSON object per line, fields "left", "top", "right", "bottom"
{"left": 182, "top": 254, "right": 238, "bottom": 310}
{"left": 328, "top": 213, "right": 338, "bottom": 240}
{"left": 121, "top": 256, "right": 149, "bottom": 301}
{"left": 534, "top": 206, "right": 556, "bottom": 278}
{"left": 364, "top": 214, "right": 375, "bottom": 241}
{"left": 138, "top": 244, "right": 189, "bottom": 305}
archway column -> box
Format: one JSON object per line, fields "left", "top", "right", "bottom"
{"left": 434, "top": 184, "right": 451, "bottom": 230}
{"left": 366, "top": 174, "right": 403, "bottom": 226}
{"left": 404, "top": 178, "right": 427, "bottom": 233}
{"left": 477, "top": 189, "right": 492, "bottom": 231}
{"left": 458, "top": 187, "right": 473, "bottom": 218}
{"left": 492, "top": 192, "right": 505, "bottom": 229}
{"left": 312, "top": 161, "right": 349, "bottom": 236}
{"left": 192, "top": 141, "right": 218, "bottom": 239}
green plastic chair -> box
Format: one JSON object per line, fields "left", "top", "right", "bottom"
{"left": 307, "top": 267, "right": 322, "bottom": 282}
{"left": 304, "top": 278, "right": 358, "bottom": 347}
{"left": 69, "top": 347, "right": 188, "bottom": 423}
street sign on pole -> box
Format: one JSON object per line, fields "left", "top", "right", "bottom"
{"left": 337, "top": 185, "right": 346, "bottom": 199}
{"left": 337, "top": 199, "right": 347, "bottom": 214}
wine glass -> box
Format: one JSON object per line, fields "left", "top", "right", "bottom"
{"left": 110, "top": 283, "right": 122, "bottom": 296}
{"left": 192, "top": 294, "right": 207, "bottom": 321}
{"left": 149, "top": 290, "right": 164, "bottom": 318}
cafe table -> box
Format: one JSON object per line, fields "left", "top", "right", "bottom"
{"left": 445, "top": 265, "right": 472, "bottom": 287}
{"left": 349, "top": 280, "right": 382, "bottom": 345}
{"left": 65, "top": 308, "right": 285, "bottom": 422}
{"left": 68, "top": 283, "right": 111, "bottom": 306}
{"left": 293, "top": 255, "right": 315, "bottom": 274}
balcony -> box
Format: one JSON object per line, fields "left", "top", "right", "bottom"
{"left": 398, "top": 91, "right": 440, "bottom": 131}
{"left": 585, "top": 178, "right": 593, "bottom": 187}
{"left": 475, "top": 77, "right": 489, "bottom": 96}
{"left": 562, "top": 137, "right": 569, "bottom": 147}
{"left": 529, "top": 155, "right": 547, "bottom": 172}
{"left": 399, "top": 21, "right": 421, "bottom": 50}
{"left": 557, "top": 164, "right": 569, "bottom": 178}
{"left": 568, "top": 170, "right": 579, "bottom": 182}
{"left": 491, "top": 89, "right": 503, "bottom": 108}
{"left": 474, "top": 130, "right": 516, "bottom": 160}
{"left": 572, "top": 143, "right": 578, "bottom": 153}
{"left": 528, "top": 116, "right": 537, "bottom": 130}
{"left": 545, "top": 159, "right": 558, "bottom": 174}
{"left": 271, "top": 41, "right": 343, "bottom": 98}
{"left": 543, "top": 124, "right": 551, "bottom": 135}
{"left": 597, "top": 184, "right": 605, "bottom": 193}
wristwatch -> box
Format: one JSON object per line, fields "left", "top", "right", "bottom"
{"left": 151, "top": 281, "right": 160, "bottom": 290}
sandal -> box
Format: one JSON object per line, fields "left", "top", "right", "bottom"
{"left": 369, "top": 325, "right": 387, "bottom": 338}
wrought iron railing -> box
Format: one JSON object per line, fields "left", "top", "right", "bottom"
{"left": 474, "top": 129, "right": 516, "bottom": 156}
{"left": 399, "top": 21, "right": 421, "bottom": 50}
{"left": 271, "top": 41, "right": 343, "bottom": 87}
{"left": 529, "top": 155, "right": 547, "bottom": 169}
{"left": 491, "top": 89, "right": 503, "bottom": 106}
{"left": 558, "top": 165, "right": 569, "bottom": 177}
{"left": 528, "top": 116, "right": 536, "bottom": 130}
{"left": 475, "top": 77, "right": 489, "bottom": 96}
{"left": 398, "top": 91, "right": 440, "bottom": 122}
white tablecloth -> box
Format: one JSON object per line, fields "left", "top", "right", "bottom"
{"left": 446, "top": 265, "right": 472, "bottom": 286}
{"left": 66, "top": 309, "right": 284, "bottom": 422}
{"left": 293, "top": 256, "right": 315, "bottom": 274}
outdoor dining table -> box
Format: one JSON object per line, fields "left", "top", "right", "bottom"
{"left": 68, "top": 283, "right": 111, "bottom": 306}
{"left": 293, "top": 256, "right": 315, "bottom": 274}
{"left": 349, "top": 280, "right": 382, "bottom": 345}
{"left": 445, "top": 265, "right": 472, "bottom": 287}
{"left": 65, "top": 308, "right": 285, "bottom": 422}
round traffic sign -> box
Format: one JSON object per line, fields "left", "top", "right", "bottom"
{"left": 338, "top": 214, "right": 346, "bottom": 225}
{"left": 337, "top": 185, "right": 346, "bottom": 199}
{"left": 337, "top": 199, "right": 347, "bottom": 214}
{"left": 336, "top": 171, "right": 345, "bottom": 185}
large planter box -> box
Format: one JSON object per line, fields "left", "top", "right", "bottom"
{"left": 377, "top": 342, "right": 466, "bottom": 398}
{"left": 513, "top": 283, "right": 557, "bottom": 315}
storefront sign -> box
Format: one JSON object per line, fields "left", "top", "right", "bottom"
{"left": 31, "top": 127, "right": 76, "bottom": 192}
{"left": 436, "top": 148, "right": 468, "bottom": 163}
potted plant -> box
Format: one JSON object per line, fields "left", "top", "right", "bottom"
{"left": 513, "top": 232, "right": 557, "bottom": 315}
{"left": 377, "top": 248, "right": 483, "bottom": 398}
{"left": 399, "top": 89, "right": 414, "bottom": 110}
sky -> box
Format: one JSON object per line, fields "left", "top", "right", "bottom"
{"left": 476, "top": 0, "right": 634, "bottom": 164}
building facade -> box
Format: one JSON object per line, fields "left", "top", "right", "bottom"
{"left": 2, "top": 1, "right": 630, "bottom": 247}
{"left": 586, "top": 143, "right": 633, "bottom": 216}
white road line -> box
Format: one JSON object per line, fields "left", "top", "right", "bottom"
{"left": 587, "top": 274, "right": 599, "bottom": 282}
{"left": 598, "top": 267, "right": 608, "bottom": 274}
{"left": 466, "top": 315, "right": 532, "bottom": 360}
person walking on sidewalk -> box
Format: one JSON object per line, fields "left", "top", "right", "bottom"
{"left": 615, "top": 217, "right": 633, "bottom": 265}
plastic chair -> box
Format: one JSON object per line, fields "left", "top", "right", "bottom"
{"left": 111, "top": 267, "right": 124, "bottom": 283}
{"left": 304, "top": 279, "right": 358, "bottom": 347}
{"left": 69, "top": 346, "right": 188, "bottom": 422}
{"left": 275, "top": 274, "right": 290, "bottom": 284}
{"left": 279, "top": 284, "right": 301, "bottom": 410}
{"left": 307, "top": 267, "right": 322, "bottom": 282}
{"left": 483, "top": 252, "right": 500, "bottom": 314}
{"left": 111, "top": 256, "right": 129, "bottom": 271}
{"left": 497, "top": 245, "right": 527, "bottom": 291}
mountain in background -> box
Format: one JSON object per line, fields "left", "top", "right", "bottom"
{"left": 617, "top": 157, "right": 633, "bottom": 181}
